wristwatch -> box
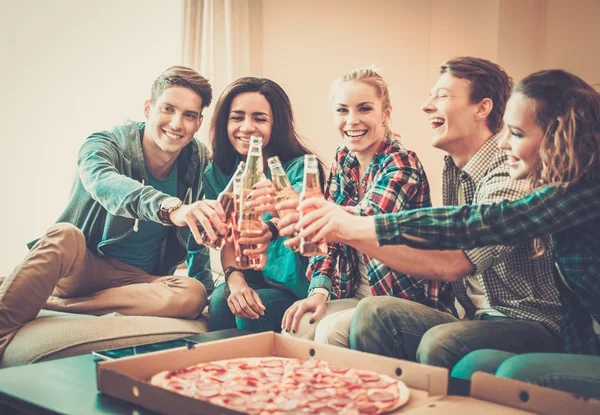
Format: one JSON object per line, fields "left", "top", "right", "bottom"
{"left": 158, "top": 197, "right": 183, "bottom": 225}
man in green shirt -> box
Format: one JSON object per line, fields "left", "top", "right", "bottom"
{"left": 0, "top": 66, "right": 226, "bottom": 358}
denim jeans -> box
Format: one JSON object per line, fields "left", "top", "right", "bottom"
{"left": 208, "top": 279, "right": 297, "bottom": 333}
{"left": 452, "top": 349, "right": 600, "bottom": 399}
{"left": 349, "top": 297, "right": 561, "bottom": 370}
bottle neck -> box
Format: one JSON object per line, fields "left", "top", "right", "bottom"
{"left": 269, "top": 163, "right": 292, "bottom": 191}
{"left": 220, "top": 163, "right": 246, "bottom": 197}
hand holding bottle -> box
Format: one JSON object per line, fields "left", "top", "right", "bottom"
{"left": 277, "top": 198, "right": 301, "bottom": 250}
{"left": 245, "top": 179, "right": 277, "bottom": 216}
{"left": 238, "top": 222, "right": 271, "bottom": 270}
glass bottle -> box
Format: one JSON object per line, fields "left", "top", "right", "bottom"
{"left": 298, "top": 154, "right": 327, "bottom": 256}
{"left": 236, "top": 136, "right": 265, "bottom": 268}
{"left": 267, "top": 156, "right": 300, "bottom": 252}
{"left": 199, "top": 161, "right": 246, "bottom": 250}
{"left": 231, "top": 176, "right": 245, "bottom": 268}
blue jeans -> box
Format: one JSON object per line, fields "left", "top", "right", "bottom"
{"left": 452, "top": 349, "right": 600, "bottom": 399}
{"left": 208, "top": 280, "right": 297, "bottom": 333}
{"left": 349, "top": 297, "right": 561, "bottom": 370}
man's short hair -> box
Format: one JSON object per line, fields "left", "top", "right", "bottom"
{"left": 150, "top": 66, "right": 212, "bottom": 111}
{"left": 441, "top": 57, "right": 513, "bottom": 134}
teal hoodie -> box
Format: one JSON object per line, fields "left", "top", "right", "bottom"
{"left": 29, "top": 121, "right": 213, "bottom": 292}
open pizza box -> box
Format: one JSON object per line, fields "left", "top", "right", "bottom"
{"left": 96, "top": 332, "right": 600, "bottom": 415}
{"left": 97, "top": 331, "right": 447, "bottom": 414}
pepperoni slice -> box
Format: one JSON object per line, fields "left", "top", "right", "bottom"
{"left": 342, "top": 376, "right": 363, "bottom": 388}
{"left": 194, "top": 383, "right": 221, "bottom": 398}
{"left": 311, "top": 381, "right": 334, "bottom": 389}
{"left": 365, "top": 379, "right": 393, "bottom": 389}
{"left": 328, "top": 364, "right": 349, "bottom": 374}
{"left": 359, "top": 373, "right": 381, "bottom": 383}
{"left": 315, "top": 406, "right": 338, "bottom": 414}
{"left": 201, "top": 364, "right": 226, "bottom": 372}
{"left": 357, "top": 403, "right": 379, "bottom": 414}
{"left": 368, "top": 391, "right": 396, "bottom": 402}
{"left": 311, "top": 389, "right": 334, "bottom": 399}
{"left": 329, "top": 397, "right": 352, "bottom": 408}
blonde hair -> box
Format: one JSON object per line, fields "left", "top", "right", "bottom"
{"left": 330, "top": 67, "right": 400, "bottom": 140}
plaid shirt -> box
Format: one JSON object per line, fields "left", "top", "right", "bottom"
{"left": 440, "top": 134, "right": 562, "bottom": 333}
{"left": 307, "top": 137, "right": 454, "bottom": 313}
{"left": 375, "top": 182, "right": 600, "bottom": 356}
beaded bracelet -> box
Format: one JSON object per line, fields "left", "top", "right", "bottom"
{"left": 265, "top": 220, "right": 279, "bottom": 242}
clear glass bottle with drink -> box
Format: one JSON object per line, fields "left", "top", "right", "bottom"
{"left": 267, "top": 156, "right": 300, "bottom": 252}
{"left": 231, "top": 175, "right": 245, "bottom": 267}
{"left": 236, "top": 136, "right": 266, "bottom": 268}
{"left": 199, "top": 161, "right": 246, "bottom": 250}
{"left": 298, "top": 154, "right": 328, "bottom": 256}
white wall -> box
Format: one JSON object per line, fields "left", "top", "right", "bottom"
{"left": 261, "top": 0, "right": 600, "bottom": 206}
{"left": 0, "top": 0, "right": 184, "bottom": 275}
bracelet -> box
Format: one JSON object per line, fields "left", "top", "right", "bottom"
{"left": 224, "top": 266, "right": 244, "bottom": 285}
{"left": 265, "top": 220, "right": 279, "bottom": 242}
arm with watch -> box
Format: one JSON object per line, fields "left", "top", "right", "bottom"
{"left": 158, "top": 196, "right": 228, "bottom": 245}
{"left": 78, "top": 132, "right": 227, "bottom": 246}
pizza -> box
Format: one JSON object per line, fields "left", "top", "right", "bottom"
{"left": 150, "top": 356, "right": 409, "bottom": 414}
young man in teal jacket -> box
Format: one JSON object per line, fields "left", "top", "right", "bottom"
{"left": 0, "top": 66, "right": 226, "bottom": 358}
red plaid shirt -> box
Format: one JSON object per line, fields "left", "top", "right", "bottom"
{"left": 306, "top": 137, "right": 454, "bottom": 313}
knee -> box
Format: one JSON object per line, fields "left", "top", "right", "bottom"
{"left": 416, "top": 324, "right": 457, "bottom": 368}
{"left": 351, "top": 297, "right": 384, "bottom": 337}
{"left": 451, "top": 350, "right": 511, "bottom": 380}
{"left": 318, "top": 319, "right": 349, "bottom": 347}
{"left": 46, "top": 223, "right": 86, "bottom": 251}
{"left": 496, "top": 354, "right": 538, "bottom": 382}
{"left": 171, "top": 278, "right": 207, "bottom": 319}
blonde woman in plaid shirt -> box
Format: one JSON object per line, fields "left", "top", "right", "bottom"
{"left": 295, "top": 58, "right": 563, "bottom": 370}
{"left": 278, "top": 68, "right": 454, "bottom": 347}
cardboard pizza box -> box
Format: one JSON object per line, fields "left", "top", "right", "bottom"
{"left": 406, "top": 372, "right": 600, "bottom": 415}
{"left": 466, "top": 372, "right": 600, "bottom": 415}
{"left": 97, "top": 331, "right": 448, "bottom": 414}
{"left": 97, "top": 332, "right": 600, "bottom": 415}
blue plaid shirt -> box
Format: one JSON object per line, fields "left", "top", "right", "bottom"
{"left": 375, "top": 182, "right": 600, "bottom": 356}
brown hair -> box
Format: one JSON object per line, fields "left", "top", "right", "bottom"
{"left": 515, "top": 70, "right": 600, "bottom": 188}
{"left": 330, "top": 67, "right": 400, "bottom": 140}
{"left": 441, "top": 57, "right": 513, "bottom": 134}
{"left": 150, "top": 66, "right": 212, "bottom": 112}
{"left": 210, "top": 77, "right": 325, "bottom": 183}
